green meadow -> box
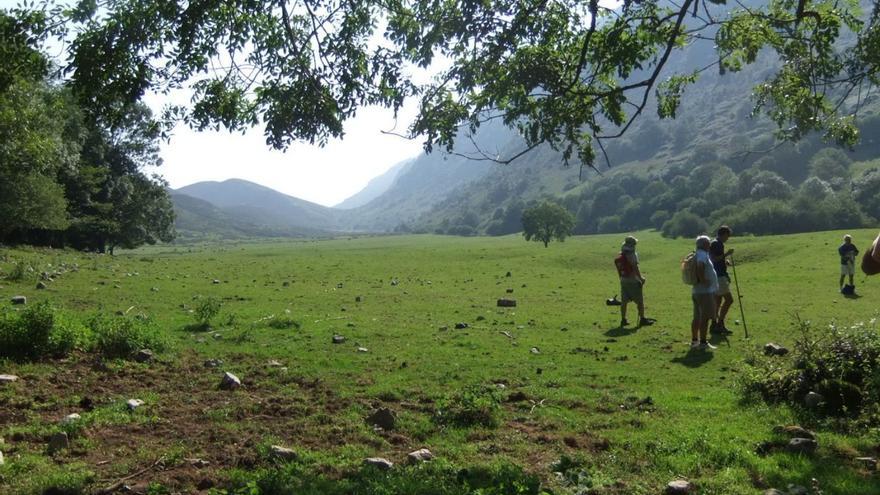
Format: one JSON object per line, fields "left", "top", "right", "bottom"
{"left": 1, "top": 230, "right": 879, "bottom": 494}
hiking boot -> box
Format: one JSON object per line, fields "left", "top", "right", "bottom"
{"left": 699, "top": 341, "right": 717, "bottom": 350}
{"left": 638, "top": 317, "right": 655, "bottom": 327}
{"left": 690, "top": 340, "right": 700, "bottom": 349}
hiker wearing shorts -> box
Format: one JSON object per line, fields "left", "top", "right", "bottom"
{"left": 616, "top": 236, "right": 653, "bottom": 328}
{"left": 863, "top": 232, "right": 880, "bottom": 275}
{"left": 692, "top": 235, "right": 718, "bottom": 350}
{"left": 839, "top": 234, "right": 859, "bottom": 291}
{"left": 710, "top": 226, "right": 734, "bottom": 334}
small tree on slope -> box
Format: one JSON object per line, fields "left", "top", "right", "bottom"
{"left": 521, "top": 202, "right": 575, "bottom": 248}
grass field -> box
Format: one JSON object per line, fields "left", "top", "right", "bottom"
{"left": 1, "top": 230, "right": 879, "bottom": 494}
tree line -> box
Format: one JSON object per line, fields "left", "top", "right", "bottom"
{"left": 0, "top": 12, "right": 174, "bottom": 253}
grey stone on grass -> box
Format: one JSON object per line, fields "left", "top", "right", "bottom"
{"left": 366, "top": 407, "right": 396, "bottom": 430}
{"left": 407, "top": 448, "right": 434, "bottom": 464}
{"left": 803, "top": 391, "right": 824, "bottom": 409}
{"left": 212, "top": 279, "right": 221, "bottom": 284}
{"left": 219, "top": 372, "right": 242, "bottom": 390}
{"left": 764, "top": 343, "right": 789, "bottom": 356}
{"left": 665, "top": 479, "right": 694, "bottom": 494}
{"left": 763, "top": 490, "right": 785, "bottom": 495}
{"left": 48, "top": 431, "right": 69, "bottom": 454}
{"left": 204, "top": 359, "right": 223, "bottom": 368}
{"left": 0, "top": 374, "right": 19, "bottom": 384}
{"left": 855, "top": 457, "right": 878, "bottom": 471}
{"left": 497, "top": 298, "right": 517, "bottom": 307}
{"left": 363, "top": 457, "right": 393, "bottom": 470}
{"left": 332, "top": 335, "right": 346, "bottom": 344}
{"left": 772, "top": 425, "right": 815, "bottom": 440}
{"left": 36, "top": 281, "right": 47, "bottom": 290}
{"left": 10, "top": 296, "right": 26, "bottom": 305}
{"left": 0, "top": 450, "right": 4, "bottom": 465}
{"left": 133, "top": 349, "right": 154, "bottom": 363}
{"left": 126, "top": 399, "right": 145, "bottom": 410}
{"left": 530, "top": 347, "right": 540, "bottom": 354}
{"left": 61, "top": 413, "right": 81, "bottom": 425}
{"left": 357, "top": 347, "right": 368, "bottom": 353}
{"left": 786, "top": 438, "right": 817, "bottom": 455}
{"left": 454, "top": 322, "right": 468, "bottom": 329}
{"left": 270, "top": 445, "right": 298, "bottom": 461}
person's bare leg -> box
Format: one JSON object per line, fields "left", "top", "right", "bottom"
{"left": 621, "top": 302, "right": 627, "bottom": 326}
{"left": 636, "top": 300, "right": 645, "bottom": 320}
{"left": 691, "top": 318, "right": 699, "bottom": 343}
{"left": 719, "top": 294, "right": 733, "bottom": 325}
{"left": 700, "top": 318, "right": 710, "bottom": 342}
{"left": 849, "top": 273, "right": 855, "bottom": 286}
{"left": 840, "top": 274, "right": 845, "bottom": 288}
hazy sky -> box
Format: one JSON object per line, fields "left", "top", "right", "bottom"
{"left": 142, "top": 95, "right": 424, "bottom": 207}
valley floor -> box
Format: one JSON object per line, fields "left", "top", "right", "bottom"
{"left": 1, "top": 231, "right": 879, "bottom": 494}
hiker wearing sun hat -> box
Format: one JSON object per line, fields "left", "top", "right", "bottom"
{"left": 613, "top": 236, "right": 653, "bottom": 328}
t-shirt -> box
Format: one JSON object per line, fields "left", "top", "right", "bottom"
{"left": 709, "top": 238, "right": 728, "bottom": 277}
{"left": 692, "top": 249, "right": 718, "bottom": 295}
{"left": 839, "top": 243, "right": 859, "bottom": 265}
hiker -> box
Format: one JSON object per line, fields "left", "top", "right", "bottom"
{"left": 614, "top": 236, "right": 652, "bottom": 327}
{"left": 863, "top": 232, "right": 880, "bottom": 275}
{"left": 839, "top": 234, "right": 859, "bottom": 292}
{"left": 710, "top": 226, "right": 734, "bottom": 334}
{"left": 691, "top": 235, "right": 718, "bottom": 350}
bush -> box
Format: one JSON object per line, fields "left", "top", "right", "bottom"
{"left": 660, "top": 210, "right": 709, "bottom": 238}
{"left": 89, "top": 313, "right": 167, "bottom": 359}
{"left": 434, "top": 385, "right": 503, "bottom": 428}
{"left": 739, "top": 318, "right": 880, "bottom": 426}
{"left": 0, "top": 302, "right": 86, "bottom": 361}
{"left": 194, "top": 296, "right": 222, "bottom": 328}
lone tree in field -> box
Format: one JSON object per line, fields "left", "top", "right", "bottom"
{"left": 522, "top": 202, "right": 575, "bottom": 248}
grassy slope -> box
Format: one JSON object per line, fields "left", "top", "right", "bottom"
{"left": 1, "top": 230, "right": 879, "bottom": 494}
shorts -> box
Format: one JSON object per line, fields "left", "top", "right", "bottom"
{"left": 692, "top": 293, "right": 716, "bottom": 322}
{"left": 841, "top": 263, "right": 855, "bottom": 276}
{"left": 620, "top": 278, "right": 643, "bottom": 305}
{"left": 716, "top": 275, "right": 731, "bottom": 296}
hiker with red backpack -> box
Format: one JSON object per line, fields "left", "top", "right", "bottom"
{"left": 615, "top": 236, "right": 654, "bottom": 328}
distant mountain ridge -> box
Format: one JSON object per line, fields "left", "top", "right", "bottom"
{"left": 334, "top": 160, "right": 410, "bottom": 209}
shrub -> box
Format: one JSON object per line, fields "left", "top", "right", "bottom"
{"left": 4, "top": 261, "right": 31, "bottom": 281}
{"left": 739, "top": 318, "right": 880, "bottom": 426}
{"left": 434, "top": 385, "right": 503, "bottom": 428}
{"left": 89, "top": 313, "right": 167, "bottom": 359}
{"left": 194, "top": 296, "right": 222, "bottom": 328}
{"left": 660, "top": 210, "right": 709, "bottom": 238}
{"left": 0, "top": 302, "right": 86, "bottom": 361}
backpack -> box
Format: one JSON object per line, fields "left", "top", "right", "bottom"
{"left": 681, "top": 251, "right": 700, "bottom": 285}
{"left": 614, "top": 253, "right": 634, "bottom": 277}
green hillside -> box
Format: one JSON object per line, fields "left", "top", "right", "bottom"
{"left": 2, "top": 230, "right": 880, "bottom": 494}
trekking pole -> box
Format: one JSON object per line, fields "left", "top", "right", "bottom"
{"left": 730, "top": 253, "right": 749, "bottom": 339}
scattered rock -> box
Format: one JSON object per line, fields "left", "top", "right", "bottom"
{"left": 0, "top": 374, "right": 19, "bottom": 384}
{"left": 855, "top": 457, "right": 878, "bottom": 471}
{"left": 10, "top": 296, "right": 26, "bottom": 305}
{"left": 126, "top": 399, "right": 145, "bottom": 410}
{"left": 500, "top": 331, "right": 513, "bottom": 338}
{"left": 282, "top": 281, "right": 290, "bottom": 287}
{"left": 150, "top": 287, "right": 159, "bottom": 292}
{"left": 36, "top": 281, "right": 47, "bottom": 290}
{"left": 133, "top": 349, "right": 154, "bottom": 363}
{"left": 355, "top": 296, "right": 362, "bottom": 302}
{"left": 772, "top": 425, "right": 815, "bottom": 440}
{"left": 219, "top": 372, "right": 242, "bottom": 390}
{"left": 390, "top": 279, "right": 399, "bottom": 286}
{"left": 438, "top": 325, "right": 449, "bottom": 331}
{"left": 332, "top": 335, "right": 346, "bottom": 344}
{"left": 665, "top": 479, "right": 694, "bottom": 494}
{"left": 804, "top": 391, "right": 824, "bottom": 409}
{"left": 204, "top": 359, "right": 223, "bottom": 368}
{"left": 407, "top": 448, "right": 434, "bottom": 463}
{"left": 61, "top": 413, "right": 81, "bottom": 425}
{"left": 48, "top": 431, "right": 69, "bottom": 454}
{"left": 786, "top": 437, "right": 817, "bottom": 455}
{"left": 530, "top": 347, "right": 540, "bottom": 354}
{"left": 79, "top": 396, "right": 94, "bottom": 411}
{"left": 787, "top": 485, "right": 809, "bottom": 495}
{"left": 212, "top": 279, "right": 220, "bottom": 284}
{"left": 763, "top": 490, "right": 785, "bottom": 495}
{"left": 270, "top": 445, "right": 297, "bottom": 461}
{"left": 506, "top": 288, "right": 514, "bottom": 293}
{"left": 188, "top": 458, "right": 211, "bottom": 468}
{"left": 454, "top": 322, "right": 469, "bottom": 329}
{"left": 366, "top": 407, "right": 396, "bottom": 430}
{"left": 506, "top": 271, "right": 512, "bottom": 277}
{"left": 267, "top": 360, "right": 283, "bottom": 367}
{"left": 497, "top": 298, "right": 517, "bottom": 307}
{"left": 363, "top": 457, "right": 394, "bottom": 470}
{"left": 764, "top": 343, "right": 789, "bottom": 356}
{"left": 357, "top": 347, "right": 368, "bottom": 353}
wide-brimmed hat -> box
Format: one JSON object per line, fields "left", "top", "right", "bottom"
{"left": 622, "top": 236, "right": 637, "bottom": 251}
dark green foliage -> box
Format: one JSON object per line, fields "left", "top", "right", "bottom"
{"left": 267, "top": 316, "right": 301, "bottom": 330}
{"left": 0, "top": 302, "right": 85, "bottom": 361}
{"left": 194, "top": 297, "right": 222, "bottom": 328}
{"left": 434, "top": 385, "right": 503, "bottom": 428}
{"left": 740, "top": 319, "right": 880, "bottom": 426}
{"left": 89, "top": 313, "right": 167, "bottom": 359}
{"left": 661, "top": 211, "right": 709, "bottom": 239}
{"left": 521, "top": 201, "right": 575, "bottom": 247}
{"left": 222, "top": 459, "right": 540, "bottom": 495}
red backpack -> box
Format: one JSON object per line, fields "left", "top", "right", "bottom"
{"left": 614, "top": 252, "right": 634, "bottom": 277}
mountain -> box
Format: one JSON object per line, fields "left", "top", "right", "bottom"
{"left": 176, "top": 179, "right": 340, "bottom": 232}
{"left": 334, "top": 160, "right": 410, "bottom": 209}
